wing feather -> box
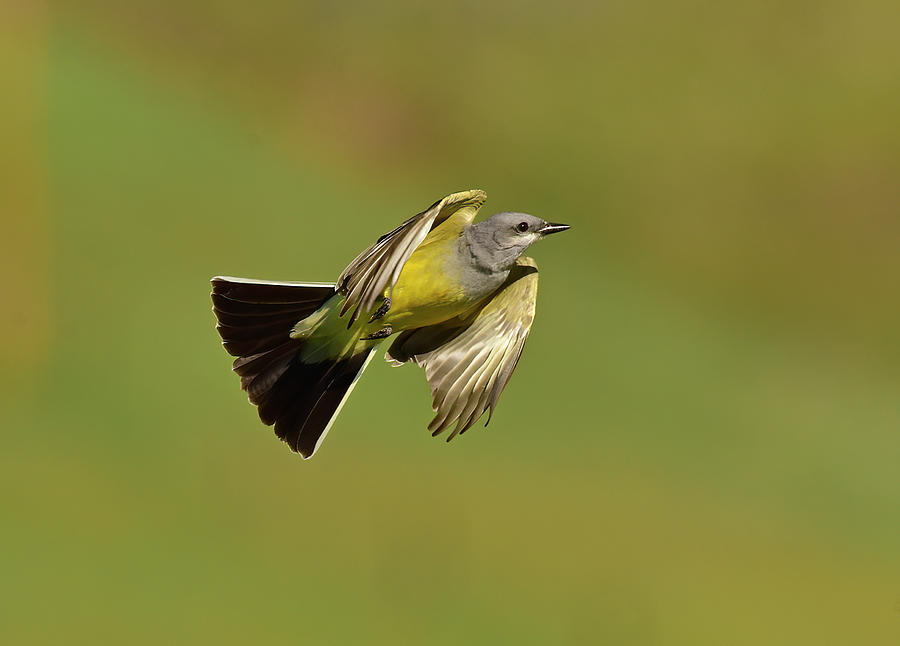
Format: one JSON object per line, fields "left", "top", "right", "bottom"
{"left": 390, "top": 257, "right": 539, "bottom": 439}
{"left": 337, "top": 189, "right": 487, "bottom": 324}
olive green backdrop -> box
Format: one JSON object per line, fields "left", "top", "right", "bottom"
{"left": 2, "top": 1, "right": 898, "bottom": 644}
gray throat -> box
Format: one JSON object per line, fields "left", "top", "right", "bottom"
{"left": 455, "top": 224, "right": 519, "bottom": 298}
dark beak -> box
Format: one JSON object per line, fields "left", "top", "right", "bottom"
{"left": 538, "top": 222, "right": 571, "bottom": 236}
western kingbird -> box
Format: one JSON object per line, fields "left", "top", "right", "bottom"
{"left": 211, "top": 189, "right": 569, "bottom": 458}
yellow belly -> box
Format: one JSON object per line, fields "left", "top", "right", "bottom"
{"left": 379, "top": 233, "right": 473, "bottom": 330}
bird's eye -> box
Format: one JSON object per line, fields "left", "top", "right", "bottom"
{"left": 516, "top": 222, "right": 529, "bottom": 233}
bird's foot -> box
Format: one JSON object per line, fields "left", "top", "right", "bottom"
{"left": 368, "top": 298, "right": 392, "bottom": 322}
{"left": 361, "top": 326, "right": 393, "bottom": 340}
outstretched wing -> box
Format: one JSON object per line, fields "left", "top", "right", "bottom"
{"left": 386, "top": 257, "right": 539, "bottom": 440}
{"left": 337, "top": 189, "right": 487, "bottom": 324}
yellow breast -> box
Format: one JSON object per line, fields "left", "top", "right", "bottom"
{"left": 379, "top": 217, "right": 474, "bottom": 330}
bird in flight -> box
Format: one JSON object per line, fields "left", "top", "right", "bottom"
{"left": 211, "top": 189, "right": 570, "bottom": 458}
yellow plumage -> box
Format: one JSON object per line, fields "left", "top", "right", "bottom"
{"left": 366, "top": 190, "right": 487, "bottom": 331}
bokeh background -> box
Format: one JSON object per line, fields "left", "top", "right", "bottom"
{"left": 2, "top": 1, "right": 899, "bottom": 644}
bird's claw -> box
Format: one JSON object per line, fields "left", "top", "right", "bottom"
{"left": 368, "top": 298, "right": 392, "bottom": 322}
{"left": 361, "top": 326, "right": 392, "bottom": 340}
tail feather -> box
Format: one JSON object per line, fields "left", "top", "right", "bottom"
{"left": 282, "top": 350, "right": 375, "bottom": 458}
{"left": 211, "top": 276, "right": 334, "bottom": 352}
{"left": 233, "top": 341, "right": 298, "bottom": 378}
{"left": 255, "top": 359, "right": 325, "bottom": 424}
{"left": 258, "top": 352, "right": 374, "bottom": 457}
{"left": 211, "top": 276, "right": 372, "bottom": 459}
{"left": 217, "top": 319, "right": 300, "bottom": 357}
{"left": 211, "top": 308, "right": 302, "bottom": 328}
{"left": 239, "top": 342, "right": 298, "bottom": 400}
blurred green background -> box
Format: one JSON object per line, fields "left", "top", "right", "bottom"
{"left": 2, "top": 1, "right": 899, "bottom": 644}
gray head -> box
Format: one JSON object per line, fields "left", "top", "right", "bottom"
{"left": 465, "top": 212, "right": 570, "bottom": 273}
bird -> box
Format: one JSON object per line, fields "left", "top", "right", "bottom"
{"left": 211, "top": 189, "right": 569, "bottom": 459}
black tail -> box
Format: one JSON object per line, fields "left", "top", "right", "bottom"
{"left": 211, "top": 276, "right": 373, "bottom": 459}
